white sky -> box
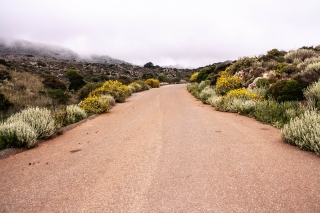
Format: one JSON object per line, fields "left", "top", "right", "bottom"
{"left": 0, "top": 0, "right": 319, "bottom": 68}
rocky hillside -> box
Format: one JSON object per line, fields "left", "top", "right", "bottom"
{"left": 0, "top": 39, "right": 194, "bottom": 84}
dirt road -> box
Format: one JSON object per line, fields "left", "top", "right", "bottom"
{"left": 0, "top": 84, "right": 319, "bottom": 212}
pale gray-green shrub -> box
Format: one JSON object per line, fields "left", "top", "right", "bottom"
{"left": 207, "top": 95, "right": 223, "bottom": 109}
{"left": 284, "top": 49, "right": 318, "bottom": 63}
{"left": 236, "top": 99, "right": 256, "bottom": 115}
{"left": 199, "top": 86, "right": 216, "bottom": 103}
{"left": 6, "top": 107, "right": 55, "bottom": 138}
{"left": 66, "top": 105, "right": 87, "bottom": 123}
{"left": 298, "top": 56, "right": 320, "bottom": 70}
{"left": 304, "top": 78, "right": 320, "bottom": 109}
{"left": 281, "top": 110, "right": 320, "bottom": 155}
{"left": 0, "top": 120, "right": 37, "bottom": 148}
{"left": 100, "top": 94, "right": 116, "bottom": 107}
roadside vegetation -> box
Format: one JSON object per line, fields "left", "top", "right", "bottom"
{"left": 188, "top": 45, "right": 320, "bottom": 155}
{"left": 0, "top": 62, "right": 160, "bottom": 150}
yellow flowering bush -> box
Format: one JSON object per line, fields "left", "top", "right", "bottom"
{"left": 89, "top": 80, "right": 130, "bottom": 103}
{"left": 216, "top": 71, "right": 242, "bottom": 95}
{"left": 80, "top": 95, "right": 110, "bottom": 114}
{"left": 225, "top": 88, "right": 262, "bottom": 100}
{"left": 128, "top": 82, "right": 143, "bottom": 93}
{"left": 145, "top": 78, "right": 160, "bottom": 88}
{"left": 190, "top": 72, "right": 199, "bottom": 82}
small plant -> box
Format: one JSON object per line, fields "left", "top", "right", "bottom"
{"left": 135, "top": 80, "right": 149, "bottom": 91}
{"left": 303, "top": 79, "right": 320, "bottom": 109}
{"left": 145, "top": 78, "right": 160, "bottom": 88}
{"left": 265, "top": 80, "right": 305, "bottom": 102}
{"left": 215, "top": 71, "right": 242, "bottom": 96}
{"left": 80, "top": 95, "right": 113, "bottom": 114}
{"left": 128, "top": 82, "right": 142, "bottom": 93}
{"left": 90, "top": 80, "right": 130, "bottom": 103}
{"left": 0, "top": 93, "right": 13, "bottom": 111}
{"left": 199, "top": 86, "right": 215, "bottom": 103}
{"left": 42, "top": 75, "right": 67, "bottom": 90}
{"left": 78, "top": 82, "right": 103, "bottom": 100}
{"left": 66, "top": 105, "right": 87, "bottom": 124}
{"left": 281, "top": 110, "right": 320, "bottom": 155}
{"left": 0, "top": 120, "right": 37, "bottom": 149}
{"left": 284, "top": 49, "right": 318, "bottom": 63}
{"left": 190, "top": 72, "right": 199, "bottom": 82}
{"left": 6, "top": 107, "right": 56, "bottom": 139}
{"left": 66, "top": 69, "right": 86, "bottom": 91}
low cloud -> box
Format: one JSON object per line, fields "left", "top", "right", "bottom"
{"left": 1, "top": 0, "right": 320, "bottom": 68}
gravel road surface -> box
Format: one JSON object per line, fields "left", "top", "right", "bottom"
{"left": 0, "top": 84, "right": 319, "bottom": 212}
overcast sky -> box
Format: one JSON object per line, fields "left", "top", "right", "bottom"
{"left": 0, "top": 0, "right": 319, "bottom": 68}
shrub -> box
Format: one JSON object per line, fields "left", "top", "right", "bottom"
{"left": 199, "top": 86, "right": 215, "bottom": 103}
{"left": 145, "top": 78, "right": 160, "bottom": 88}
{"left": 265, "top": 80, "right": 305, "bottom": 102}
{"left": 299, "top": 62, "right": 320, "bottom": 85}
{"left": 0, "top": 120, "right": 37, "bottom": 149}
{"left": 0, "top": 93, "right": 14, "bottom": 111}
{"left": 6, "top": 107, "right": 55, "bottom": 139}
{"left": 135, "top": 80, "right": 149, "bottom": 91}
{"left": 228, "top": 57, "right": 257, "bottom": 74}
{"left": 284, "top": 49, "right": 318, "bottom": 63}
{"left": 281, "top": 110, "right": 320, "bottom": 155}
{"left": 259, "top": 49, "right": 286, "bottom": 62}
{"left": 128, "top": 82, "right": 142, "bottom": 93}
{"left": 47, "top": 89, "right": 71, "bottom": 110}
{"left": 78, "top": 82, "right": 103, "bottom": 100}
{"left": 225, "top": 88, "right": 262, "bottom": 100}
{"left": 90, "top": 80, "right": 130, "bottom": 103}
{"left": 303, "top": 79, "right": 320, "bottom": 109}
{"left": 297, "top": 56, "right": 320, "bottom": 70}
{"left": 66, "top": 105, "right": 87, "bottom": 124}
{"left": 253, "top": 100, "right": 303, "bottom": 128}
{"left": 80, "top": 95, "right": 110, "bottom": 114}
{"left": 190, "top": 72, "right": 199, "bottom": 82}
{"left": 216, "top": 71, "right": 242, "bottom": 95}
{"left": 42, "top": 75, "right": 67, "bottom": 90}
{"left": 66, "top": 69, "right": 86, "bottom": 91}
{"left": 212, "top": 89, "right": 261, "bottom": 113}
{"left": 207, "top": 95, "right": 223, "bottom": 109}
{"left": 196, "top": 69, "right": 209, "bottom": 83}
{"left": 256, "top": 78, "right": 270, "bottom": 88}
{"left": 0, "top": 65, "right": 12, "bottom": 81}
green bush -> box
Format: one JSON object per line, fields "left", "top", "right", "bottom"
{"left": 281, "top": 110, "right": 320, "bottom": 155}
{"left": 78, "top": 82, "right": 103, "bottom": 100}
{"left": 196, "top": 68, "right": 209, "bottom": 83}
{"left": 0, "top": 93, "right": 13, "bottom": 111}
{"left": 135, "top": 80, "right": 150, "bottom": 91}
{"left": 0, "top": 120, "right": 37, "bottom": 149}
{"left": 145, "top": 78, "right": 160, "bottom": 88}
{"left": 265, "top": 80, "right": 304, "bottom": 102}
{"left": 256, "top": 78, "right": 270, "bottom": 88}
{"left": 253, "top": 100, "right": 302, "bottom": 128}
{"left": 6, "top": 107, "right": 55, "bottom": 139}
{"left": 90, "top": 80, "right": 130, "bottom": 103}
{"left": 0, "top": 65, "right": 12, "bottom": 81}
{"left": 66, "top": 69, "right": 86, "bottom": 91}
{"left": 42, "top": 75, "right": 67, "bottom": 90}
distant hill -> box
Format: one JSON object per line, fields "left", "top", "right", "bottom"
{"left": 0, "top": 39, "right": 129, "bottom": 65}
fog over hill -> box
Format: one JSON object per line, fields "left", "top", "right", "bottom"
{"left": 0, "top": 39, "right": 129, "bottom": 65}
